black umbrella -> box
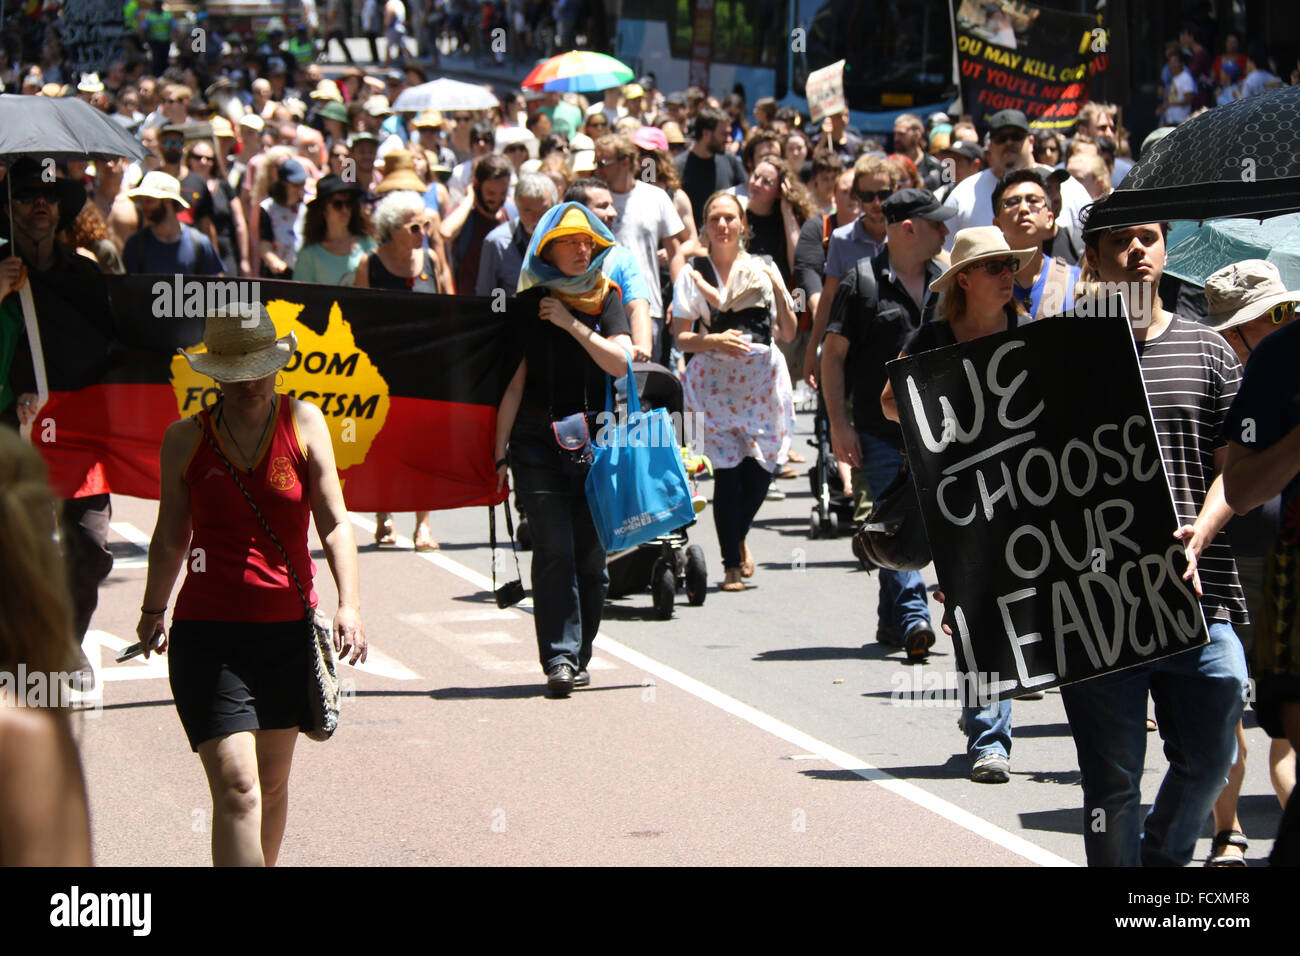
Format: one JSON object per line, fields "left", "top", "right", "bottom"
{"left": 1085, "top": 84, "right": 1300, "bottom": 232}
{"left": 0, "top": 94, "right": 146, "bottom": 164}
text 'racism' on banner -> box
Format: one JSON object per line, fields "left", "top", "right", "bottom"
{"left": 888, "top": 314, "right": 1208, "bottom": 702}
{"left": 953, "top": 0, "right": 1108, "bottom": 131}
{"left": 28, "top": 275, "right": 523, "bottom": 512}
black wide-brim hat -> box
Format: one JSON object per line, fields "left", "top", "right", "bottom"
{"left": 308, "top": 173, "right": 364, "bottom": 207}
{"left": 4, "top": 157, "right": 87, "bottom": 232}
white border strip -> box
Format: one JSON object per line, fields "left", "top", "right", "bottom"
{"left": 349, "top": 515, "right": 1074, "bottom": 867}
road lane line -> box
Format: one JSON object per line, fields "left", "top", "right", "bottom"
{"left": 378, "top": 519, "right": 1074, "bottom": 867}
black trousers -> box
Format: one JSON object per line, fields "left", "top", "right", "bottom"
{"left": 711, "top": 457, "right": 772, "bottom": 571}
{"left": 61, "top": 494, "right": 113, "bottom": 640}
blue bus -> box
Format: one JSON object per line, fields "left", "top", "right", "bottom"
{"left": 613, "top": 0, "right": 960, "bottom": 135}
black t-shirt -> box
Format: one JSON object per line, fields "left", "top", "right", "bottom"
{"left": 793, "top": 213, "right": 835, "bottom": 299}
{"left": 675, "top": 150, "right": 746, "bottom": 228}
{"left": 178, "top": 171, "right": 214, "bottom": 226}
{"left": 516, "top": 286, "right": 630, "bottom": 419}
{"left": 825, "top": 247, "right": 941, "bottom": 446}
{"left": 745, "top": 207, "right": 791, "bottom": 289}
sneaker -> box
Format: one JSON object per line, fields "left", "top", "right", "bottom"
{"left": 765, "top": 484, "right": 786, "bottom": 501}
{"left": 545, "top": 663, "right": 575, "bottom": 698}
{"left": 573, "top": 668, "right": 591, "bottom": 688}
{"left": 904, "top": 622, "right": 935, "bottom": 661}
{"left": 970, "top": 752, "right": 1010, "bottom": 783}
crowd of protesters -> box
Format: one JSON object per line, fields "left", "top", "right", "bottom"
{"left": 1, "top": 2, "right": 1297, "bottom": 867}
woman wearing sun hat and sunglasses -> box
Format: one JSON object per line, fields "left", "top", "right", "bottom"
{"left": 882, "top": 225, "right": 1035, "bottom": 784}
{"left": 294, "top": 174, "right": 377, "bottom": 285}
{"left": 137, "top": 303, "right": 367, "bottom": 866}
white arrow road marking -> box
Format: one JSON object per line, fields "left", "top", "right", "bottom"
{"left": 109, "top": 521, "right": 152, "bottom": 569}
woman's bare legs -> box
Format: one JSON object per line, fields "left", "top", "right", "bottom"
{"left": 198, "top": 732, "right": 264, "bottom": 866}
{"left": 254, "top": 728, "right": 299, "bottom": 866}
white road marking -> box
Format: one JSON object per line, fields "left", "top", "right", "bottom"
{"left": 407, "top": 539, "right": 1074, "bottom": 868}
{"left": 108, "top": 521, "right": 152, "bottom": 569}
{"left": 348, "top": 646, "right": 421, "bottom": 681}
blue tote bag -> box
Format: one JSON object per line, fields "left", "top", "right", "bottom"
{"left": 585, "top": 357, "right": 695, "bottom": 551}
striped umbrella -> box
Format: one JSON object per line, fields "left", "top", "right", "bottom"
{"left": 521, "top": 51, "right": 634, "bottom": 94}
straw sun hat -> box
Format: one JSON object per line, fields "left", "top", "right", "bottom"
{"left": 930, "top": 226, "right": 1038, "bottom": 295}
{"left": 180, "top": 303, "right": 297, "bottom": 383}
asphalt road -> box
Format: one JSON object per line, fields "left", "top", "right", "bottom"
{"left": 70, "top": 408, "right": 1284, "bottom": 866}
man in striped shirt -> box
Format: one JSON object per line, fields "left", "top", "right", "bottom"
{"left": 1061, "top": 218, "right": 1250, "bottom": 866}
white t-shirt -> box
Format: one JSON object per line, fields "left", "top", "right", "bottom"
{"left": 609, "top": 181, "right": 684, "bottom": 318}
{"left": 1241, "top": 69, "right": 1282, "bottom": 98}
{"left": 941, "top": 167, "right": 1091, "bottom": 251}
{"left": 1161, "top": 69, "right": 1196, "bottom": 124}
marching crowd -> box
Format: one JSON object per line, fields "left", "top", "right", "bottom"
{"left": 0, "top": 4, "right": 1297, "bottom": 870}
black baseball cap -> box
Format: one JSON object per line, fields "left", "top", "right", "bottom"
{"left": 987, "top": 109, "right": 1030, "bottom": 134}
{"left": 938, "top": 140, "right": 985, "bottom": 163}
{"left": 882, "top": 188, "right": 957, "bottom": 224}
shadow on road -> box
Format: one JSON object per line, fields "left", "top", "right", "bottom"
{"left": 801, "top": 753, "right": 971, "bottom": 782}
{"left": 427, "top": 683, "right": 647, "bottom": 700}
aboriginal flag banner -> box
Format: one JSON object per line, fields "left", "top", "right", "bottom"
{"left": 28, "top": 274, "right": 523, "bottom": 512}
{"left": 953, "top": 0, "right": 1109, "bottom": 131}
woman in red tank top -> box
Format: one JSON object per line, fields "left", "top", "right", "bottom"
{"left": 136, "top": 303, "right": 367, "bottom": 867}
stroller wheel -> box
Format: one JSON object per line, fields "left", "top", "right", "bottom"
{"left": 684, "top": 545, "right": 708, "bottom": 606}
{"left": 809, "top": 509, "right": 823, "bottom": 539}
{"left": 651, "top": 558, "right": 676, "bottom": 619}
{"left": 828, "top": 510, "right": 842, "bottom": 538}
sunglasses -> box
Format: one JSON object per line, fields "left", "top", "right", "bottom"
{"left": 588, "top": 120, "right": 608, "bottom": 128}
{"left": 968, "top": 257, "right": 1021, "bottom": 277}
{"left": 191, "top": 154, "right": 214, "bottom": 163}
{"left": 165, "top": 97, "right": 189, "bottom": 105}
{"left": 595, "top": 157, "right": 620, "bottom": 168}
{"left": 504, "top": 144, "right": 528, "bottom": 153}
{"left": 1265, "top": 301, "right": 1296, "bottom": 324}
{"left": 12, "top": 186, "right": 59, "bottom": 204}
{"left": 992, "top": 130, "right": 1027, "bottom": 146}
{"left": 327, "top": 197, "right": 354, "bottom": 211}
{"left": 551, "top": 235, "right": 593, "bottom": 251}
{"left": 855, "top": 188, "right": 893, "bottom": 204}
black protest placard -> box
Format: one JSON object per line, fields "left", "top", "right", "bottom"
{"left": 888, "top": 315, "right": 1208, "bottom": 702}
{"left": 63, "top": 0, "right": 125, "bottom": 77}
{"left": 953, "top": 0, "right": 1109, "bottom": 131}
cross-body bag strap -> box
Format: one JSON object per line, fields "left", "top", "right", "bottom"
{"left": 489, "top": 501, "right": 522, "bottom": 590}
{"left": 193, "top": 400, "right": 312, "bottom": 618}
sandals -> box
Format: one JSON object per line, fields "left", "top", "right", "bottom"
{"left": 721, "top": 568, "right": 746, "bottom": 591}
{"left": 413, "top": 526, "right": 439, "bottom": 552}
{"left": 375, "top": 514, "right": 396, "bottom": 546}
{"left": 1206, "top": 829, "right": 1247, "bottom": 866}
{"left": 786, "top": 451, "right": 806, "bottom": 463}
{"left": 740, "top": 541, "right": 756, "bottom": 578}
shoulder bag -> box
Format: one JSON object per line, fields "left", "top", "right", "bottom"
{"left": 194, "top": 403, "right": 340, "bottom": 741}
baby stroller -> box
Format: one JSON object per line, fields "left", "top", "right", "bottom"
{"left": 807, "top": 374, "right": 856, "bottom": 539}
{"left": 603, "top": 362, "right": 709, "bottom": 619}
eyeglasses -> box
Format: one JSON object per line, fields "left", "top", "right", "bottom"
{"left": 1000, "top": 194, "right": 1045, "bottom": 212}
{"left": 165, "top": 97, "right": 189, "bottom": 105}
{"left": 191, "top": 154, "right": 214, "bottom": 164}
{"left": 855, "top": 188, "right": 893, "bottom": 204}
{"left": 551, "top": 235, "right": 594, "bottom": 252}
{"left": 992, "top": 130, "right": 1027, "bottom": 146}
{"left": 504, "top": 144, "right": 528, "bottom": 153}
{"left": 327, "top": 198, "right": 354, "bottom": 211}
{"left": 161, "top": 137, "right": 184, "bottom": 146}
{"left": 595, "top": 157, "right": 620, "bottom": 168}
{"left": 588, "top": 120, "right": 608, "bottom": 128}
{"left": 968, "top": 257, "right": 1021, "bottom": 277}
{"left": 405, "top": 221, "right": 426, "bottom": 235}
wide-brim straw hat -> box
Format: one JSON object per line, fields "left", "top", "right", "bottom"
{"left": 126, "top": 170, "right": 190, "bottom": 208}
{"left": 930, "top": 226, "right": 1038, "bottom": 295}
{"left": 375, "top": 149, "right": 428, "bottom": 194}
{"left": 1205, "top": 259, "right": 1300, "bottom": 332}
{"left": 180, "top": 302, "right": 297, "bottom": 383}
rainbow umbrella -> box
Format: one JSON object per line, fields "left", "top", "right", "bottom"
{"left": 521, "top": 51, "right": 634, "bottom": 94}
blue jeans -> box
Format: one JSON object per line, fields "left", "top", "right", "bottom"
{"left": 1060, "top": 620, "right": 1248, "bottom": 867}
{"left": 857, "top": 432, "right": 931, "bottom": 637}
{"left": 509, "top": 419, "right": 608, "bottom": 673}
{"left": 963, "top": 698, "right": 1013, "bottom": 761}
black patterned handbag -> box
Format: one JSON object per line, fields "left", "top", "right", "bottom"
{"left": 194, "top": 408, "right": 341, "bottom": 741}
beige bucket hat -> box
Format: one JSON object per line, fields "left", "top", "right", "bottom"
{"left": 1205, "top": 259, "right": 1300, "bottom": 332}
{"left": 930, "top": 226, "right": 1038, "bottom": 295}
{"left": 126, "top": 171, "right": 190, "bottom": 208}
{"left": 180, "top": 303, "right": 297, "bottom": 383}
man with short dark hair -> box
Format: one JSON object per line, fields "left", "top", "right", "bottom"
{"left": 821, "top": 188, "right": 951, "bottom": 658}
{"left": 476, "top": 172, "right": 557, "bottom": 296}
{"left": 893, "top": 113, "right": 944, "bottom": 191}
{"left": 1060, "top": 215, "right": 1250, "bottom": 866}
{"left": 991, "top": 169, "right": 1080, "bottom": 319}
{"left": 674, "top": 106, "right": 747, "bottom": 228}
{"left": 440, "top": 153, "right": 514, "bottom": 294}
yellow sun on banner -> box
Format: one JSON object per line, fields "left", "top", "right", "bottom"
{"left": 171, "top": 299, "right": 391, "bottom": 471}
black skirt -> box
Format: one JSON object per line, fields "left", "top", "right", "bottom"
{"left": 167, "top": 619, "right": 313, "bottom": 752}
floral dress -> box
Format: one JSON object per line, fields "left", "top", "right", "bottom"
{"left": 673, "top": 253, "right": 797, "bottom": 471}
